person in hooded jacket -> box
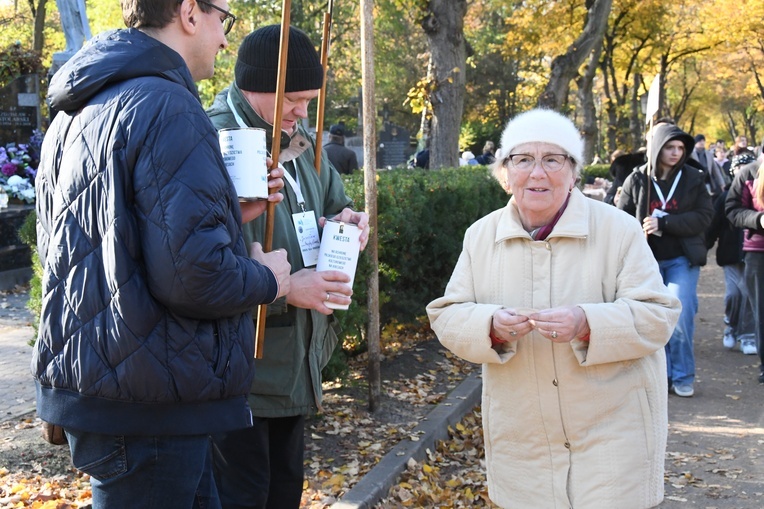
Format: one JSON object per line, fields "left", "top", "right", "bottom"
{"left": 33, "top": 1, "right": 292, "bottom": 507}
{"left": 618, "top": 122, "right": 714, "bottom": 398}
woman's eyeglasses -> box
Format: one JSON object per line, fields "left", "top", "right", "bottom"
{"left": 504, "top": 154, "right": 572, "bottom": 172}
{"left": 197, "top": 0, "right": 237, "bottom": 35}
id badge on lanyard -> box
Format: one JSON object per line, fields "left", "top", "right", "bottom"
{"left": 283, "top": 167, "right": 320, "bottom": 266}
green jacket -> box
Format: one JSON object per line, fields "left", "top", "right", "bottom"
{"left": 207, "top": 83, "right": 353, "bottom": 417}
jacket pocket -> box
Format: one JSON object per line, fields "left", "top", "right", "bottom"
{"left": 67, "top": 430, "right": 127, "bottom": 480}
{"left": 680, "top": 235, "right": 708, "bottom": 266}
{"left": 253, "top": 326, "right": 300, "bottom": 397}
{"left": 317, "top": 316, "right": 341, "bottom": 371}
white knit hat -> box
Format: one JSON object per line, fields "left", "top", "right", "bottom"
{"left": 499, "top": 109, "right": 584, "bottom": 171}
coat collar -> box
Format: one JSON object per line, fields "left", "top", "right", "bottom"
{"left": 495, "top": 188, "right": 590, "bottom": 243}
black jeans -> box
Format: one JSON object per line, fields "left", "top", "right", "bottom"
{"left": 744, "top": 252, "right": 764, "bottom": 368}
{"left": 211, "top": 415, "right": 305, "bottom": 509}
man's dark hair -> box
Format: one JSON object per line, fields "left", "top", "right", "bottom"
{"left": 121, "top": 0, "right": 213, "bottom": 30}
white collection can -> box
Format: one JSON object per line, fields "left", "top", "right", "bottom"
{"left": 316, "top": 220, "right": 362, "bottom": 310}
{"left": 218, "top": 127, "right": 268, "bottom": 200}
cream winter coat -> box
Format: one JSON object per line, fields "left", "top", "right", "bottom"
{"left": 427, "top": 189, "right": 681, "bottom": 509}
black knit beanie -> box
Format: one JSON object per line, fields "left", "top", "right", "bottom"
{"left": 235, "top": 25, "right": 324, "bottom": 93}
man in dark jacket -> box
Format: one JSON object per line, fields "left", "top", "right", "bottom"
{"left": 603, "top": 151, "right": 646, "bottom": 205}
{"left": 33, "top": 1, "right": 291, "bottom": 507}
{"left": 324, "top": 123, "right": 359, "bottom": 174}
{"left": 618, "top": 122, "right": 714, "bottom": 398}
{"left": 206, "top": 25, "right": 370, "bottom": 508}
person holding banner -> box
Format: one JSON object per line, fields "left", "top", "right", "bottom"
{"left": 206, "top": 25, "right": 369, "bottom": 508}
{"left": 618, "top": 122, "right": 714, "bottom": 397}
{"left": 33, "top": 1, "right": 292, "bottom": 507}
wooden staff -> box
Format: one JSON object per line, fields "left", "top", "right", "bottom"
{"left": 643, "top": 74, "right": 660, "bottom": 238}
{"left": 255, "top": 0, "right": 292, "bottom": 359}
{"left": 644, "top": 116, "right": 654, "bottom": 238}
{"left": 313, "top": 0, "right": 335, "bottom": 175}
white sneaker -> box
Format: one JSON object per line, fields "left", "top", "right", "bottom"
{"left": 722, "top": 331, "right": 736, "bottom": 349}
{"left": 672, "top": 384, "right": 694, "bottom": 397}
{"left": 741, "top": 339, "right": 758, "bottom": 355}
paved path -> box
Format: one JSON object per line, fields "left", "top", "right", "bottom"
{"left": 0, "top": 326, "right": 36, "bottom": 422}
{"left": 0, "top": 287, "right": 36, "bottom": 422}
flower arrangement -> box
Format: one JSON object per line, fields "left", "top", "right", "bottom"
{"left": 0, "top": 130, "right": 42, "bottom": 204}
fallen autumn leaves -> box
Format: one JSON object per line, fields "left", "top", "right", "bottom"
{"left": 3, "top": 320, "right": 763, "bottom": 508}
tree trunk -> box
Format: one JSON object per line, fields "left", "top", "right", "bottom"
{"left": 575, "top": 41, "right": 602, "bottom": 165}
{"left": 421, "top": 0, "right": 468, "bottom": 170}
{"left": 30, "top": 0, "right": 48, "bottom": 53}
{"left": 537, "top": 0, "right": 612, "bottom": 111}
{"left": 360, "top": 0, "right": 380, "bottom": 412}
{"left": 599, "top": 58, "right": 618, "bottom": 155}
{"left": 629, "top": 73, "right": 643, "bottom": 151}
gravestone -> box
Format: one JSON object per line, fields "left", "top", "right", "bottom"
{"left": 344, "top": 136, "right": 364, "bottom": 169}
{"left": 377, "top": 123, "right": 412, "bottom": 168}
{"left": 0, "top": 205, "right": 33, "bottom": 290}
{"left": 0, "top": 75, "right": 41, "bottom": 145}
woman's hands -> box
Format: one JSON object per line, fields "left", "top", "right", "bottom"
{"left": 491, "top": 308, "right": 534, "bottom": 342}
{"left": 642, "top": 216, "right": 660, "bottom": 236}
{"left": 491, "top": 306, "right": 590, "bottom": 343}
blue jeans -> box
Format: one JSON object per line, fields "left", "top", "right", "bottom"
{"left": 65, "top": 430, "right": 220, "bottom": 509}
{"left": 658, "top": 256, "right": 700, "bottom": 386}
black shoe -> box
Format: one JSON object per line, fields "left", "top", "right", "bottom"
{"left": 759, "top": 368, "right": 764, "bottom": 384}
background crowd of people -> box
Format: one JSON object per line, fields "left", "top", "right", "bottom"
{"left": 606, "top": 124, "right": 764, "bottom": 393}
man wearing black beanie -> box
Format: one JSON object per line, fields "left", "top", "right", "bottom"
{"left": 207, "top": 25, "right": 370, "bottom": 509}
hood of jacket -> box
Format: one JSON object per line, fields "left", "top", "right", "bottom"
{"left": 48, "top": 28, "right": 198, "bottom": 112}
{"left": 647, "top": 123, "right": 695, "bottom": 175}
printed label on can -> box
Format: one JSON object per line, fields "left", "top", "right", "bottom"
{"left": 219, "top": 127, "right": 268, "bottom": 200}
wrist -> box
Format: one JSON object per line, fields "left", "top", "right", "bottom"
{"left": 489, "top": 319, "right": 507, "bottom": 346}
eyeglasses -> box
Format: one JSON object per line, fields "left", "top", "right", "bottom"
{"left": 504, "top": 153, "right": 572, "bottom": 172}
{"left": 197, "top": 0, "right": 237, "bottom": 35}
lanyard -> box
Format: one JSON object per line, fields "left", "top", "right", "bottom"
{"left": 651, "top": 169, "right": 682, "bottom": 209}
{"left": 282, "top": 169, "right": 307, "bottom": 212}
{"left": 227, "top": 91, "right": 306, "bottom": 211}
{"left": 226, "top": 90, "right": 249, "bottom": 129}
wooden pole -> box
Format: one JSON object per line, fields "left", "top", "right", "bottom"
{"left": 643, "top": 74, "right": 660, "bottom": 238}
{"left": 255, "top": 0, "right": 292, "bottom": 359}
{"left": 313, "top": 0, "right": 334, "bottom": 174}
{"left": 360, "top": 0, "right": 380, "bottom": 412}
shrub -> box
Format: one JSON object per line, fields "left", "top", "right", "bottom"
{"left": 17, "top": 209, "right": 41, "bottom": 343}
{"left": 582, "top": 164, "right": 611, "bottom": 181}
{"left": 335, "top": 167, "right": 508, "bottom": 350}
{"left": 0, "top": 43, "right": 42, "bottom": 88}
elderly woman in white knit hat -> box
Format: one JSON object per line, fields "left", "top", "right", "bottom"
{"left": 427, "top": 109, "right": 681, "bottom": 509}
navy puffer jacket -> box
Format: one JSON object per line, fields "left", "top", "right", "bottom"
{"left": 32, "top": 29, "right": 277, "bottom": 436}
